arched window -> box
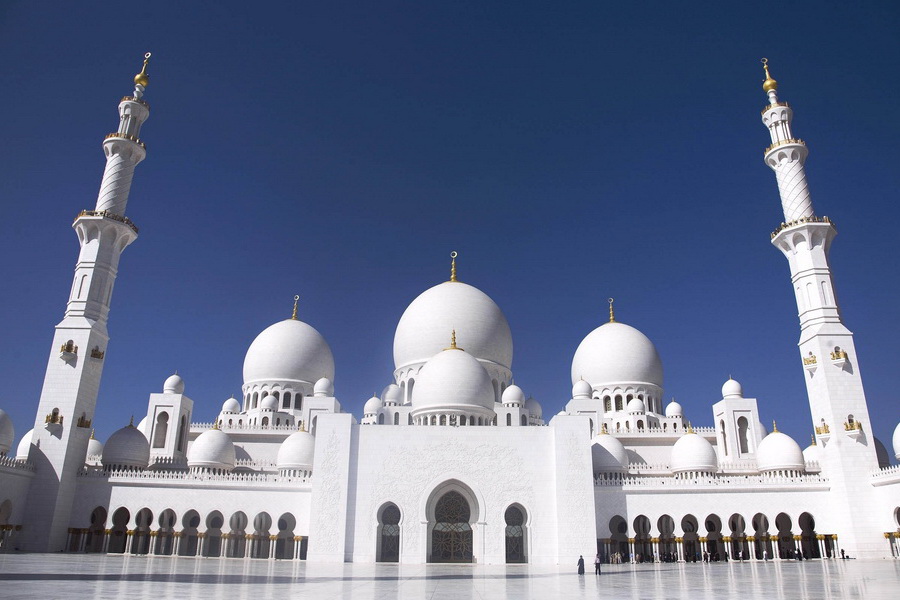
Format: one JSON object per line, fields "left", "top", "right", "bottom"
{"left": 506, "top": 414, "right": 512, "bottom": 426}
{"left": 152, "top": 412, "right": 169, "bottom": 449}
{"left": 294, "top": 394, "right": 303, "bottom": 410}
{"left": 737, "top": 417, "right": 749, "bottom": 453}
{"left": 177, "top": 415, "right": 187, "bottom": 452}
{"left": 720, "top": 420, "right": 728, "bottom": 456}
{"left": 378, "top": 413, "right": 385, "bottom": 425}
{"left": 283, "top": 392, "right": 292, "bottom": 410}
{"left": 604, "top": 396, "right": 612, "bottom": 412}
{"left": 521, "top": 414, "right": 527, "bottom": 426}
{"left": 394, "top": 413, "right": 399, "bottom": 425}
{"left": 440, "top": 415, "right": 447, "bottom": 426}
{"left": 460, "top": 415, "right": 467, "bottom": 426}
{"left": 262, "top": 417, "right": 269, "bottom": 426}
{"left": 615, "top": 395, "right": 623, "bottom": 411}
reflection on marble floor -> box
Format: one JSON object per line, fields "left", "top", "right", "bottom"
{"left": 0, "top": 554, "right": 898, "bottom": 600}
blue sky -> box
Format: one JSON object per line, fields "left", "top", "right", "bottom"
{"left": 0, "top": 1, "right": 897, "bottom": 457}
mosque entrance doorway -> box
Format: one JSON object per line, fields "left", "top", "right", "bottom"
{"left": 377, "top": 503, "right": 401, "bottom": 562}
{"left": 504, "top": 505, "right": 526, "bottom": 563}
{"left": 430, "top": 491, "right": 473, "bottom": 563}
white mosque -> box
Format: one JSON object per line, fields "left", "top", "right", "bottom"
{"left": 0, "top": 55, "right": 898, "bottom": 564}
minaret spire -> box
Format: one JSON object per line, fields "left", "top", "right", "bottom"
{"left": 22, "top": 54, "right": 153, "bottom": 552}
{"left": 760, "top": 59, "right": 814, "bottom": 224}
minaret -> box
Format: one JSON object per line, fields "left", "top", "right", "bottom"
{"left": 21, "top": 54, "right": 152, "bottom": 552}
{"left": 762, "top": 59, "right": 879, "bottom": 556}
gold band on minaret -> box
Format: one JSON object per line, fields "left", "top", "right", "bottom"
{"left": 761, "top": 58, "right": 777, "bottom": 92}
{"left": 450, "top": 251, "right": 458, "bottom": 282}
{"left": 134, "top": 52, "right": 151, "bottom": 88}
{"left": 608, "top": 298, "right": 615, "bottom": 323}
{"left": 292, "top": 295, "right": 300, "bottom": 320}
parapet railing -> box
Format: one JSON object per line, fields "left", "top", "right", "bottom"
{"left": 77, "top": 467, "right": 309, "bottom": 486}
{"left": 75, "top": 209, "right": 140, "bottom": 234}
{"left": 595, "top": 472, "right": 828, "bottom": 488}
{"left": 192, "top": 422, "right": 300, "bottom": 432}
{"left": 771, "top": 215, "right": 834, "bottom": 239}
{"left": 0, "top": 455, "right": 34, "bottom": 473}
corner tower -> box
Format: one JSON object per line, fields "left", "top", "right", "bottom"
{"left": 762, "top": 59, "right": 879, "bottom": 555}
{"left": 21, "top": 54, "right": 152, "bottom": 552}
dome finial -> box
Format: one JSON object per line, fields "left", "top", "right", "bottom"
{"left": 134, "top": 52, "right": 151, "bottom": 88}
{"left": 445, "top": 328, "right": 463, "bottom": 351}
{"left": 212, "top": 420, "right": 219, "bottom": 430}
{"left": 90, "top": 429, "right": 95, "bottom": 440}
{"left": 761, "top": 57, "right": 778, "bottom": 93}
{"left": 128, "top": 415, "right": 134, "bottom": 428}
{"left": 291, "top": 295, "right": 300, "bottom": 320}
{"left": 298, "top": 420, "right": 306, "bottom": 432}
{"left": 772, "top": 419, "right": 778, "bottom": 432}
{"left": 686, "top": 420, "right": 694, "bottom": 434}
{"left": 449, "top": 251, "right": 458, "bottom": 282}
{"left": 811, "top": 434, "right": 816, "bottom": 446}
{"left": 608, "top": 298, "right": 615, "bottom": 323}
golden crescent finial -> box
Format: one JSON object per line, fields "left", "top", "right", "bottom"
{"left": 292, "top": 295, "right": 300, "bottom": 320}
{"left": 134, "top": 52, "right": 151, "bottom": 88}
{"left": 686, "top": 420, "right": 694, "bottom": 434}
{"left": 608, "top": 298, "right": 615, "bottom": 323}
{"left": 772, "top": 419, "right": 778, "bottom": 432}
{"left": 761, "top": 57, "right": 778, "bottom": 93}
{"left": 445, "top": 328, "right": 463, "bottom": 351}
{"left": 450, "top": 251, "right": 458, "bottom": 282}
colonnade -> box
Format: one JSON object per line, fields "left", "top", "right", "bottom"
{"left": 65, "top": 527, "right": 306, "bottom": 560}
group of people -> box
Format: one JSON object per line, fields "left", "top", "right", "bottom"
{"left": 576, "top": 555, "right": 603, "bottom": 575}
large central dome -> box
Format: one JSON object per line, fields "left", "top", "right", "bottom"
{"left": 571, "top": 321, "right": 663, "bottom": 387}
{"left": 394, "top": 281, "right": 513, "bottom": 371}
{"left": 243, "top": 319, "right": 335, "bottom": 386}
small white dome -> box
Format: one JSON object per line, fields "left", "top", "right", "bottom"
{"left": 277, "top": 430, "right": 316, "bottom": 471}
{"left": 411, "top": 348, "right": 495, "bottom": 415}
{"left": 187, "top": 428, "right": 235, "bottom": 471}
{"left": 722, "top": 378, "right": 743, "bottom": 398}
{"left": 314, "top": 377, "right": 334, "bottom": 397}
{"left": 572, "top": 379, "right": 592, "bottom": 399}
{"left": 163, "top": 373, "right": 185, "bottom": 394}
{"left": 364, "top": 395, "right": 383, "bottom": 416}
{"left": 802, "top": 441, "right": 822, "bottom": 466}
{"left": 86, "top": 436, "right": 104, "bottom": 461}
{"left": 502, "top": 384, "right": 525, "bottom": 406}
{"left": 874, "top": 437, "right": 890, "bottom": 469}
{"left": 893, "top": 422, "right": 900, "bottom": 461}
{"left": 756, "top": 431, "right": 805, "bottom": 472}
{"left": 665, "top": 399, "right": 683, "bottom": 418}
{"left": 260, "top": 395, "right": 278, "bottom": 411}
{"left": 671, "top": 432, "right": 717, "bottom": 473}
{"left": 0, "top": 408, "right": 14, "bottom": 455}
{"left": 394, "top": 281, "right": 513, "bottom": 372}
{"left": 243, "top": 319, "right": 335, "bottom": 386}
{"left": 102, "top": 424, "right": 150, "bottom": 469}
{"left": 525, "top": 397, "right": 542, "bottom": 419}
{"left": 222, "top": 397, "right": 241, "bottom": 413}
{"left": 571, "top": 321, "right": 663, "bottom": 388}
{"left": 591, "top": 433, "right": 628, "bottom": 472}
{"left": 16, "top": 428, "right": 33, "bottom": 460}
{"left": 626, "top": 398, "right": 645, "bottom": 413}
{"left": 382, "top": 384, "right": 402, "bottom": 405}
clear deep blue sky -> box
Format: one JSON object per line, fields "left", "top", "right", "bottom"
{"left": 1, "top": 1, "right": 898, "bottom": 457}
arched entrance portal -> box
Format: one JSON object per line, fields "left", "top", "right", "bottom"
{"left": 430, "top": 491, "right": 473, "bottom": 563}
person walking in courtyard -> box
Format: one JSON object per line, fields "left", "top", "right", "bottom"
{"left": 594, "top": 554, "right": 602, "bottom": 575}
{"left": 577, "top": 555, "right": 585, "bottom": 575}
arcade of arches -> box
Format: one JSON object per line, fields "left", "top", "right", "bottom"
{"left": 602, "top": 511, "right": 839, "bottom": 563}
{"left": 64, "top": 506, "right": 307, "bottom": 560}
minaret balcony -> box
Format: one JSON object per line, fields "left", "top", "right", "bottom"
{"left": 843, "top": 420, "right": 863, "bottom": 441}
{"left": 770, "top": 215, "right": 834, "bottom": 239}
{"left": 73, "top": 209, "right": 139, "bottom": 234}
{"left": 802, "top": 353, "right": 818, "bottom": 376}
{"left": 764, "top": 138, "right": 805, "bottom": 154}
{"left": 59, "top": 341, "right": 78, "bottom": 361}
{"left": 830, "top": 350, "right": 849, "bottom": 368}
{"left": 104, "top": 131, "right": 146, "bottom": 149}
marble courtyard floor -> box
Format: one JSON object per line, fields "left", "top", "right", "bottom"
{"left": 0, "top": 554, "right": 897, "bottom": 599}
